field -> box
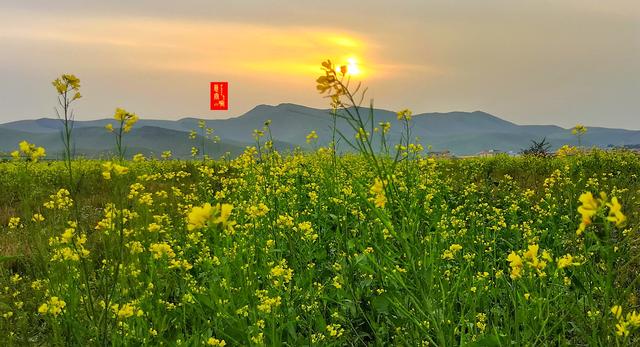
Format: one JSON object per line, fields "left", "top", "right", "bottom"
{"left": 0, "top": 71, "right": 639, "bottom": 346}
{"left": 1, "top": 147, "right": 639, "bottom": 346}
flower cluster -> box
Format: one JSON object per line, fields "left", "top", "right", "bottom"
{"left": 611, "top": 305, "right": 640, "bottom": 337}
{"left": 369, "top": 178, "right": 387, "bottom": 208}
{"left": 507, "top": 244, "right": 551, "bottom": 279}
{"left": 43, "top": 188, "right": 73, "bottom": 210}
{"left": 186, "top": 203, "right": 233, "bottom": 231}
{"left": 11, "top": 141, "right": 46, "bottom": 162}
{"left": 102, "top": 161, "right": 129, "bottom": 180}
{"left": 38, "top": 297, "right": 66, "bottom": 316}
{"left": 108, "top": 108, "right": 139, "bottom": 133}
{"left": 576, "top": 192, "right": 626, "bottom": 235}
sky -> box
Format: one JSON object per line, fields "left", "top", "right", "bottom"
{"left": 0, "top": 0, "right": 639, "bottom": 128}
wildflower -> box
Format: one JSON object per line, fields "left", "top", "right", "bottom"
{"left": 306, "top": 130, "right": 319, "bottom": 144}
{"left": 397, "top": 109, "right": 412, "bottom": 121}
{"left": 476, "top": 313, "right": 487, "bottom": 332}
{"left": 127, "top": 241, "right": 144, "bottom": 254}
{"left": 370, "top": 178, "right": 387, "bottom": 208}
{"left": 19, "top": 140, "right": 30, "bottom": 153}
{"left": 149, "top": 242, "right": 176, "bottom": 259}
{"left": 379, "top": 121, "right": 391, "bottom": 133}
{"left": 214, "top": 203, "right": 233, "bottom": 226}
{"left": 102, "top": 161, "right": 129, "bottom": 180}
{"left": 612, "top": 305, "right": 623, "bottom": 320}
{"left": 207, "top": 337, "right": 227, "bottom": 346}
{"left": 616, "top": 322, "right": 630, "bottom": 336}
{"left": 507, "top": 251, "right": 523, "bottom": 279}
{"left": 105, "top": 123, "right": 114, "bottom": 132}
{"left": 557, "top": 254, "right": 580, "bottom": 269}
{"left": 606, "top": 197, "right": 626, "bottom": 227}
{"left": 247, "top": 203, "right": 269, "bottom": 218}
{"left": 10, "top": 274, "right": 22, "bottom": 284}
{"left": 572, "top": 124, "right": 587, "bottom": 135}
{"left": 37, "top": 304, "right": 48, "bottom": 314}
{"left": 187, "top": 203, "right": 214, "bottom": 230}
{"left": 43, "top": 189, "right": 73, "bottom": 210}
{"left": 577, "top": 192, "right": 626, "bottom": 235}
{"left": 523, "top": 244, "right": 547, "bottom": 275}
{"left": 60, "top": 221, "right": 76, "bottom": 243}
{"left": 294, "top": 221, "right": 318, "bottom": 242}
{"left": 14, "top": 141, "right": 46, "bottom": 162}
{"left": 256, "top": 290, "right": 282, "bottom": 313}
{"left": 441, "top": 244, "right": 463, "bottom": 260}
{"left": 253, "top": 129, "right": 264, "bottom": 139}
{"left": 32, "top": 213, "right": 45, "bottom": 222}
{"left": 578, "top": 192, "right": 599, "bottom": 220}
{"left": 114, "top": 108, "right": 138, "bottom": 133}
{"left": 133, "top": 153, "right": 146, "bottom": 162}
{"left": 270, "top": 260, "right": 294, "bottom": 286}
{"left": 332, "top": 275, "right": 342, "bottom": 289}
{"left": 8, "top": 217, "right": 21, "bottom": 229}
{"left": 38, "top": 297, "right": 66, "bottom": 316}
{"left": 326, "top": 324, "right": 344, "bottom": 337}
{"left": 316, "top": 60, "right": 345, "bottom": 102}
{"left": 610, "top": 304, "right": 640, "bottom": 336}
{"left": 577, "top": 192, "right": 600, "bottom": 235}
{"left": 251, "top": 333, "right": 264, "bottom": 345}
{"left": 161, "top": 150, "right": 172, "bottom": 159}
{"left": 556, "top": 144, "right": 578, "bottom": 157}
{"left": 355, "top": 127, "right": 370, "bottom": 140}
{"left": 628, "top": 311, "right": 640, "bottom": 327}
{"left": 111, "top": 302, "right": 142, "bottom": 320}
{"left": 52, "top": 74, "right": 80, "bottom": 97}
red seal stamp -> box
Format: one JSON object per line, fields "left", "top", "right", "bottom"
{"left": 210, "top": 82, "right": 228, "bottom": 110}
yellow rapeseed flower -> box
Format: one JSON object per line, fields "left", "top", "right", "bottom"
{"left": 207, "top": 337, "right": 227, "bottom": 346}
{"left": 397, "top": 109, "right": 412, "bottom": 121}
{"left": 576, "top": 192, "right": 600, "bottom": 235}
{"left": 187, "top": 203, "right": 215, "bottom": 231}
{"left": 507, "top": 251, "right": 523, "bottom": 279}
{"left": 38, "top": 297, "right": 66, "bottom": 316}
{"left": 606, "top": 197, "right": 626, "bottom": 227}
{"left": 306, "top": 130, "right": 318, "bottom": 144}
{"left": 370, "top": 178, "right": 387, "bottom": 208}
{"left": 556, "top": 254, "right": 580, "bottom": 269}
{"left": 149, "top": 242, "right": 176, "bottom": 259}
{"left": 102, "top": 161, "right": 129, "bottom": 180}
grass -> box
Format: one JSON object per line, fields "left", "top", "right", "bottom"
{"left": 0, "top": 149, "right": 639, "bottom": 346}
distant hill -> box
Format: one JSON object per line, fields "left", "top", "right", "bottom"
{"left": 2, "top": 103, "right": 639, "bottom": 158}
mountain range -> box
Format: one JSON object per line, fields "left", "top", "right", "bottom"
{"left": 1, "top": 103, "right": 639, "bottom": 158}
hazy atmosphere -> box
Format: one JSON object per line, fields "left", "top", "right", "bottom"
{"left": 4, "top": 2, "right": 640, "bottom": 346}
{"left": 0, "top": 0, "right": 639, "bottom": 128}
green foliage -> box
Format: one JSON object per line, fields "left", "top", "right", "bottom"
{"left": 0, "top": 150, "right": 639, "bottom": 345}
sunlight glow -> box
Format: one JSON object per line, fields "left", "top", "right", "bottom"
{"left": 335, "top": 56, "right": 362, "bottom": 76}
{"left": 346, "top": 57, "right": 361, "bottom": 75}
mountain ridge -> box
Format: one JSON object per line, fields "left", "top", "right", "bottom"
{"left": 1, "top": 103, "right": 639, "bottom": 157}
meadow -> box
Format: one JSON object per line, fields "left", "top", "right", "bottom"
{"left": 0, "top": 68, "right": 639, "bottom": 346}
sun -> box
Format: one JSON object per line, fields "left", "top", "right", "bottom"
{"left": 346, "top": 57, "right": 361, "bottom": 75}
{"left": 334, "top": 56, "right": 362, "bottom": 76}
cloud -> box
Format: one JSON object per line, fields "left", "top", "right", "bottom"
{"left": 0, "top": 11, "right": 387, "bottom": 78}
{"left": 0, "top": 2, "right": 638, "bottom": 128}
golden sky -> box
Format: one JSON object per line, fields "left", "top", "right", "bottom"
{"left": 0, "top": 0, "right": 638, "bottom": 128}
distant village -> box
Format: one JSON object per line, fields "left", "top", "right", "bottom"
{"left": 428, "top": 144, "right": 640, "bottom": 159}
